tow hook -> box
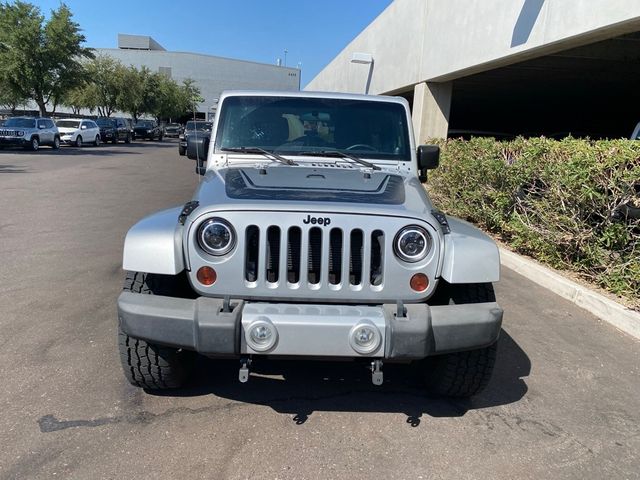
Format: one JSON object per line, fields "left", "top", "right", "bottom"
{"left": 371, "top": 360, "right": 383, "bottom": 386}
{"left": 239, "top": 357, "right": 252, "bottom": 383}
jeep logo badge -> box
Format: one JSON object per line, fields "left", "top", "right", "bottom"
{"left": 303, "top": 215, "right": 331, "bottom": 226}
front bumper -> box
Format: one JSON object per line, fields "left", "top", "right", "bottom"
{"left": 0, "top": 137, "right": 27, "bottom": 146}
{"left": 117, "top": 292, "right": 503, "bottom": 359}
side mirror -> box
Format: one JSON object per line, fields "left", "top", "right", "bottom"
{"left": 39, "top": 124, "right": 46, "bottom": 129}
{"left": 81, "top": 125, "right": 87, "bottom": 130}
{"left": 187, "top": 136, "right": 208, "bottom": 161}
{"left": 417, "top": 144, "right": 440, "bottom": 182}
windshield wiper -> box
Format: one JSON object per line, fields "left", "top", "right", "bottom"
{"left": 295, "top": 150, "right": 381, "bottom": 170}
{"left": 221, "top": 147, "right": 297, "bottom": 166}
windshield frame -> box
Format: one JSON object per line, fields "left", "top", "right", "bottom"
{"left": 5, "top": 117, "right": 36, "bottom": 128}
{"left": 56, "top": 120, "right": 81, "bottom": 129}
{"left": 213, "top": 95, "right": 412, "bottom": 162}
{"left": 185, "top": 121, "right": 212, "bottom": 131}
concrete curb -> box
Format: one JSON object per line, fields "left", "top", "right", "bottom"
{"left": 499, "top": 247, "right": 640, "bottom": 340}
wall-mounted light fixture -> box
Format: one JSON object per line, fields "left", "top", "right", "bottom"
{"left": 350, "top": 53, "right": 374, "bottom": 94}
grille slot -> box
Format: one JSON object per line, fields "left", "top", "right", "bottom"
{"left": 287, "top": 227, "right": 301, "bottom": 283}
{"left": 244, "top": 226, "right": 260, "bottom": 282}
{"left": 349, "top": 230, "right": 364, "bottom": 286}
{"left": 265, "top": 226, "right": 280, "bottom": 283}
{"left": 370, "top": 230, "right": 384, "bottom": 286}
{"left": 307, "top": 227, "right": 323, "bottom": 285}
{"left": 328, "top": 228, "right": 343, "bottom": 285}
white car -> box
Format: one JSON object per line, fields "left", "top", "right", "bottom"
{"left": 55, "top": 119, "right": 101, "bottom": 147}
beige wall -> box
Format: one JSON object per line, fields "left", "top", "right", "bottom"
{"left": 306, "top": 0, "right": 640, "bottom": 94}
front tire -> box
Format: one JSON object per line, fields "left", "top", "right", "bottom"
{"left": 28, "top": 137, "right": 39, "bottom": 151}
{"left": 423, "top": 283, "right": 498, "bottom": 397}
{"left": 118, "top": 271, "right": 195, "bottom": 389}
{"left": 75, "top": 135, "right": 83, "bottom": 148}
{"left": 52, "top": 136, "right": 60, "bottom": 149}
{"left": 178, "top": 145, "right": 186, "bottom": 156}
{"left": 94, "top": 135, "right": 100, "bottom": 147}
{"left": 125, "top": 133, "right": 132, "bottom": 144}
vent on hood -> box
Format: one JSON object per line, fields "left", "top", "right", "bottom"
{"left": 224, "top": 168, "right": 405, "bottom": 204}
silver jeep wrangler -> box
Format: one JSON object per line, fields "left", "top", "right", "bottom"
{"left": 117, "top": 91, "right": 503, "bottom": 397}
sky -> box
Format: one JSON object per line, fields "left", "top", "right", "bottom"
{"left": 32, "top": 0, "right": 393, "bottom": 87}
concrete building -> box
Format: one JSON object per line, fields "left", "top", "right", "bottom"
{"left": 94, "top": 34, "right": 300, "bottom": 119}
{"left": 306, "top": 0, "right": 640, "bottom": 140}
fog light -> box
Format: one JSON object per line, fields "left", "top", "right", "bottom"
{"left": 410, "top": 273, "right": 429, "bottom": 292}
{"left": 197, "top": 266, "right": 217, "bottom": 285}
{"left": 246, "top": 318, "right": 278, "bottom": 352}
{"left": 349, "top": 322, "right": 381, "bottom": 355}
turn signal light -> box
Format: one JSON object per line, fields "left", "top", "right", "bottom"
{"left": 197, "top": 266, "right": 217, "bottom": 286}
{"left": 410, "top": 273, "right": 429, "bottom": 292}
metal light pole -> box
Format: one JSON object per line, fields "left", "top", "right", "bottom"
{"left": 284, "top": 49, "right": 288, "bottom": 67}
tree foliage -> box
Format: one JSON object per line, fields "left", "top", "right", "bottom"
{"left": 0, "top": 1, "right": 202, "bottom": 120}
{"left": 0, "top": 1, "right": 93, "bottom": 115}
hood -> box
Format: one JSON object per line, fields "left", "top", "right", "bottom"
{"left": 193, "top": 165, "right": 434, "bottom": 220}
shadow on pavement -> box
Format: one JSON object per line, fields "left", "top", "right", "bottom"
{"left": 156, "top": 329, "right": 530, "bottom": 425}
{"left": 0, "top": 164, "right": 29, "bottom": 173}
{"left": 0, "top": 140, "right": 178, "bottom": 156}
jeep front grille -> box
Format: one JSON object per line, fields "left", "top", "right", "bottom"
{"left": 243, "top": 225, "right": 385, "bottom": 290}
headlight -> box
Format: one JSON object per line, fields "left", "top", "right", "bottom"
{"left": 17, "top": 131, "right": 24, "bottom": 137}
{"left": 394, "top": 226, "right": 431, "bottom": 262}
{"left": 197, "top": 218, "right": 235, "bottom": 255}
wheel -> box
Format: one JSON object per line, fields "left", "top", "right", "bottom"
{"left": 112, "top": 135, "right": 118, "bottom": 144}
{"left": 422, "top": 283, "right": 498, "bottom": 397}
{"left": 158, "top": 134, "right": 163, "bottom": 141}
{"left": 52, "top": 136, "right": 60, "bottom": 149}
{"left": 125, "top": 133, "right": 131, "bottom": 144}
{"left": 118, "top": 271, "right": 196, "bottom": 389}
{"left": 178, "top": 145, "right": 186, "bottom": 156}
{"left": 75, "top": 135, "right": 83, "bottom": 148}
{"left": 29, "top": 137, "right": 39, "bottom": 151}
{"left": 94, "top": 135, "right": 100, "bottom": 147}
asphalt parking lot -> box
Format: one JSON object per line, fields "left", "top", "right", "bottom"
{"left": 0, "top": 141, "right": 638, "bottom": 480}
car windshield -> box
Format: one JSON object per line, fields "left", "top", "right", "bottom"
{"left": 185, "top": 121, "right": 212, "bottom": 131}
{"left": 136, "top": 120, "right": 154, "bottom": 127}
{"left": 56, "top": 120, "right": 80, "bottom": 128}
{"left": 167, "top": 123, "right": 180, "bottom": 128}
{"left": 215, "top": 96, "right": 411, "bottom": 161}
{"left": 96, "top": 118, "right": 114, "bottom": 127}
{"left": 5, "top": 118, "right": 36, "bottom": 128}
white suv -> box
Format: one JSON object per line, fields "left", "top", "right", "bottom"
{"left": 56, "top": 119, "right": 101, "bottom": 147}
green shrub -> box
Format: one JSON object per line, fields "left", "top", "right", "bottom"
{"left": 429, "top": 137, "right": 640, "bottom": 308}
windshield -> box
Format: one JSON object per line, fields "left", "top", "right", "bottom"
{"left": 186, "top": 121, "right": 212, "bottom": 131}
{"left": 96, "top": 118, "right": 115, "bottom": 127}
{"left": 135, "top": 120, "right": 154, "bottom": 127}
{"left": 56, "top": 120, "right": 80, "bottom": 128}
{"left": 215, "top": 96, "right": 411, "bottom": 161}
{"left": 5, "top": 118, "right": 36, "bottom": 128}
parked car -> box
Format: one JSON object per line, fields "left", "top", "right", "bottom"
{"left": 117, "top": 90, "right": 503, "bottom": 397}
{"left": 96, "top": 117, "right": 133, "bottom": 144}
{"left": 178, "top": 120, "right": 212, "bottom": 156}
{"left": 0, "top": 116, "right": 60, "bottom": 151}
{"left": 0, "top": 118, "right": 6, "bottom": 127}
{"left": 56, "top": 118, "right": 101, "bottom": 147}
{"left": 164, "top": 123, "right": 183, "bottom": 138}
{"left": 134, "top": 119, "right": 164, "bottom": 141}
